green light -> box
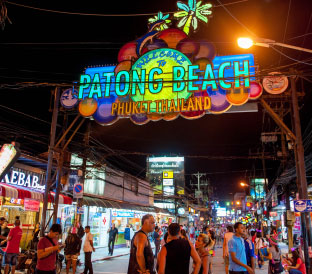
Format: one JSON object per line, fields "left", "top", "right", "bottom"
{"left": 131, "top": 48, "right": 192, "bottom": 112}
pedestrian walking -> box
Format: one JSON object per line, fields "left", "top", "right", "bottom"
{"left": 158, "top": 223, "right": 201, "bottom": 274}
{"left": 0, "top": 217, "right": 8, "bottom": 244}
{"left": 255, "top": 232, "right": 266, "bottom": 269}
{"left": 228, "top": 222, "right": 254, "bottom": 274}
{"left": 223, "top": 225, "right": 234, "bottom": 274}
{"left": 242, "top": 231, "right": 255, "bottom": 271}
{"left": 195, "top": 233, "right": 210, "bottom": 274}
{"left": 127, "top": 214, "right": 156, "bottom": 274}
{"left": 286, "top": 249, "right": 306, "bottom": 274}
{"left": 263, "top": 234, "right": 283, "bottom": 274}
{"left": 189, "top": 223, "right": 195, "bottom": 244}
{"left": 64, "top": 229, "right": 82, "bottom": 274}
{"left": 83, "top": 226, "right": 95, "bottom": 274}
{"left": 107, "top": 223, "right": 118, "bottom": 256}
{"left": 207, "top": 230, "right": 215, "bottom": 274}
{"left": 36, "top": 224, "right": 64, "bottom": 274}
{"left": 153, "top": 226, "right": 161, "bottom": 258}
{"left": 4, "top": 219, "right": 23, "bottom": 274}
{"left": 125, "top": 225, "right": 134, "bottom": 248}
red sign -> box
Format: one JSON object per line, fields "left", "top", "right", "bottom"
{"left": 24, "top": 198, "right": 40, "bottom": 212}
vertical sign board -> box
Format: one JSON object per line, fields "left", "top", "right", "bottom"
{"left": 146, "top": 156, "right": 185, "bottom": 195}
{"left": 73, "top": 183, "right": 83, "bottom": 199}
{"left": 0, "top": 143, "right": 21, "bottom": 182}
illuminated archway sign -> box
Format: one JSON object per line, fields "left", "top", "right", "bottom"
{"left": 78, "top": 51, "right": 256, "bottom": 124}
{"left": 76, "top": 1, "right": 265, "bottom": 125}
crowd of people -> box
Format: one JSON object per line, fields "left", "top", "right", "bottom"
{"left": 127, "top": 215, "right": 307, "bottom": 274}
{"left": 0, "top": 215, "right": 307, "bottom": 274}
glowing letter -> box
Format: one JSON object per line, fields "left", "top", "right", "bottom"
{"left": 234, "top": 61, "right": 250, "bottom": 88}
{"left": 219, "top": 62, "right": 232, "bottom": 89}
{"left": 115, "top": 71, "right": 130, "bottom": 96}
{"left": 89, "top": 73, "right": 102, "bottom": 99}
{"left": 111, "top": 103, "right": 118, "bottom": 115}
{"left": 79, "top": 74, "right": 91, "bottom": 99}
{"left": 173, "top": 67, "right": 185, "bottom": 92}
{"left": 148, "top": 68, "right": 163, "bottom": 94}
{"left": 132, "top": 70, "right": 146, "bottom": 96}
{"left": 104, "top": 72, "right": 114, "bottom": 97}
{"left": 188, "top": 65, "right": 199, "bottom": 92}
{"left": 202, "top": 64, "right": 217, "bottom": 90}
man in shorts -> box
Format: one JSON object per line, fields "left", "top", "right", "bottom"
{"left": 4, "top": 219, "right": 23, "bottom": 274}
{"left": 64, "top": 229, "right": 82, "bottom": 274}
{"left": 223, "top": 225, "right": 234, "bottom": 274}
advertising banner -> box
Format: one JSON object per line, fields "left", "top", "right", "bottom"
{"left": 24, "top": 198, "right": 40, "bottom": 212}
{"left": 146, "top": 156, "right": 185, "bottom": 195}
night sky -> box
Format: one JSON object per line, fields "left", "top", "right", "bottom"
{"left": 1, "top": 0, "right": 312, "bottom": 199}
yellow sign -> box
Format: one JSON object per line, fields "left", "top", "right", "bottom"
{"left": 163, "top": 171, "right": 173, "bottom": 179}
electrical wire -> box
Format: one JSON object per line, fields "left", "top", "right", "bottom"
{"left": 5, "top": 0, "right": 249, "bottom": 17}
{"left": 278, "top": 0, "right": 292, "bottom": 66}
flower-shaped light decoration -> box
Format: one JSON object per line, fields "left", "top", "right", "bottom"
{"left": 148, "top": 11, "right": 172, "bottom": 31}
{"left": 174, "top": 0, "right": 212, "bottom": 35}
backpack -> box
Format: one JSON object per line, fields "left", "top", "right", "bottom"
{"left": 77, "top": 226, "right": 85, "bottom": 239}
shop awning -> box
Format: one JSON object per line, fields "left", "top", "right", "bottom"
{"left": 0, "top": 183, "right": 42, "bottom": 201}
{"left": 49, "top": 192, "right": 72, "bottom": 205}
{"left": 82, "top": 195, "right": 171, "bottom": 214}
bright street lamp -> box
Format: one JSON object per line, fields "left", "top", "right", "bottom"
{"left": 237, "top": 37, "right": 312, "bottom": 53}
{"left": 240, "top": 181, "right": 249, "bottom": 187}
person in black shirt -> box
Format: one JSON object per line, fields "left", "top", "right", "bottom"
{"left": 31, "top": 223, "right": 40, "bottom": 250}
{"left": 158, "top": 223, "right": 201, "bottom": 274}
{"left": 0, "top": 221, "right": 10, "bottom": 248}
{"left": 107, "top": 224, "right": 118, "bottom": 256}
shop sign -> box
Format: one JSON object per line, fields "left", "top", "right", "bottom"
{"left": 24, "top": 198, "right": 40, "bottom": 212}
{"left": 163, "top": 178, "right": 173, "bottom": 186}
{"left": 112, "top": 210, "right": 134, "bottom": 218}
{"left": 294, "top": 200, "right": 312, "bottom": 212}
{"left": 178, "top": 207, "right": 185, "bottom": 215}
{"left": 4, "top": 197, "right": 24, "bottom": 206}
{"left": 1, "top": 169, "right": 45, "bottom": 191}
{"left": 77, "top": 206, "right": 84, "bottom": 214}
{"left": 0, "top": 143, "right": 21, "bottom": 181}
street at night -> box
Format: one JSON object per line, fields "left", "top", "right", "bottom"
{"left": 1, "top": 0, "right": 312, "bottom": 273}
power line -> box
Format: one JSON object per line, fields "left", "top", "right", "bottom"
{"left": 5, "top": 0, "right": 249, "bottom": 17}
{"left": 278, "top": 0, "right": 292, "bottom": 66}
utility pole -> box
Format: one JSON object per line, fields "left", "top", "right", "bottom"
{"left": 52, "top": 114, "right": 67, "bottom": 224}
{"left": 290, "top": 69, "right": 312, "bottom": 273}
{"left": 190, "top": 172, "right": 208, "bottom": 204}
{"left": 41, "top": 87, "right": 60, "bottom": 236}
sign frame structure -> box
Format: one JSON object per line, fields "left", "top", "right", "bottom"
{"left": 73, "top": 183, "right": 83, "bottom": 199}
{"left": 294, "top": 200, "right": 312, "bottom": 212}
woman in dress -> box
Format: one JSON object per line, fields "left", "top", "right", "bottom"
{"left": 207, "top": 230, "right": 215, "bottom": 274}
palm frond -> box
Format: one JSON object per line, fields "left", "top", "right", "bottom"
{"left": 177, "top": 1, "right": 190, "bottom": 12}
{"left": 174, "top": 10, "right": 189, "bottom": 18}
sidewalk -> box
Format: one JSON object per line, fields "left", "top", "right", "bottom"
{"left": 79, "top": 242, "right": 155, "bottom": 264}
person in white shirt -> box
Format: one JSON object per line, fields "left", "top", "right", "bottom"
{"left": 83, "top": 226, "right": 95, "bottom": 274}
{"left": 223, "top": 225, "right": 234, "bottom": 274}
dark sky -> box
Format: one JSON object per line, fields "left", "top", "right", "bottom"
{"left": 1, "top": 0, "right": 312, "bottom": 199}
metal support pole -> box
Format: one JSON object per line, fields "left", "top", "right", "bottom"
{"left": 41, "top": 87, "right": 60, "bottom": 237}
{"left": 53, "top": 114, "right": 68, "bottom": 224}
{"left": 290, "top": 69, "right": 312, "bottom": 272}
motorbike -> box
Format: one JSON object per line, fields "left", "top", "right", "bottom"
{"left": 26, "top": 250, "right": 64, "bottom": 274}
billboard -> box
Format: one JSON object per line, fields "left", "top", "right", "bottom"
{"left": 250, "top": 178, "right": 267, "bottom": 200}
{"left": 146, "top": 156, "right": 185, "bottom": 195}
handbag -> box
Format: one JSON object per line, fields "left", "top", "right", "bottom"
{"left": 270, "top": 260, "right": 284, "bottom": 273}
{"left": 260, "top": 247, "right": 269, "bottom": 261}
